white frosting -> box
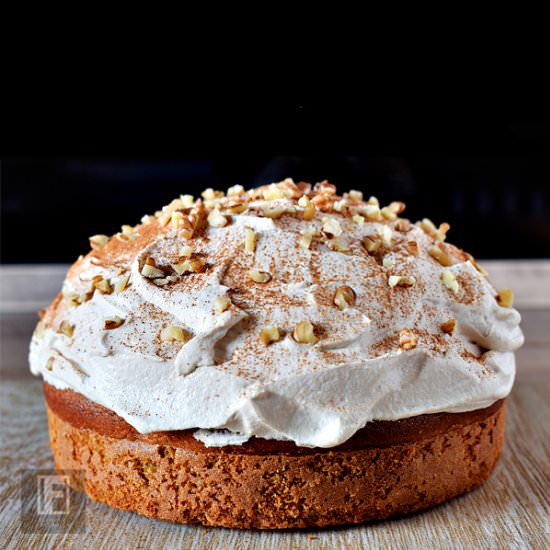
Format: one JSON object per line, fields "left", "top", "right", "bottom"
{"left": 29, "top": 203, "right": 524, "bottom": 448}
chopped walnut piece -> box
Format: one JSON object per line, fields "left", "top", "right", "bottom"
{"left": 46, "top": 357, "right": 55, "bottom": 371}
{"left": 399, "top": 329, "right": 417, "bottom": 350}
{"left": 104, "top": 316, "right": 124, "bottom": 330}
{"left": 382, "top": 257, "right": 395, "bottom": 269}
{"left": 367, "top": 196, "right": 379, "bottom": 206}
{"left": 363, "top": 236, "right": 381, "bottom": 254}
{"left": 171, "top": 211, "right": 187, "bottom": 229}
{"left": 89, "top": 234, "right": 109, "bottom": 249}
{"left": 300, "top": 227, "right": 317, "bottom": 249}
{"left": 419, "top": 218, "right": 450, "bottom": 241}
{"left": 263, "top": 184, "right": 287, "bottom": 200}
{"left": 313, "top": 181, "right": 336, "bottom": 195}
{"left": 247, "top": 269, "right": 272, "bottom": 283}
{"left": 293, "top": 320, "right": 319, "bottom": 344}
{"left": 389, "top": 275, "right": 416, "bottom": 288}
{"left": 207, "top": 209, "right": 228, "bottom": 228}
{"left": 278, "top": 178, "right": 302, "bottom": 198}
{"left": 428, "top": 243, "right": 454, "bottom": 266}
{"left": 160, "top": 325, "right": 190, "bottom": 342}
{"left": 348, "top": 189, "right": 363, "bottom": 202}
{"left": 352, "top": 214, "right": 365, "bottom": 226}
{"left": 245, "top": 227, "right": 257, "bottom": 254}
{"left": 441, "top": 270, "right": 459, "bottom": 293}
{"left": 173, "top": 258, "right": 206, "bottom": 275}
{"left": 381, "top": 207, "right": 397, "bottom": 221}
{"left": 333, "top": 286, "right": 356, "bottom": 310}
{"left": 327, "top": 238, "right": 351, "bottom": 254}
{"left": 179, "top": 245, "right": 193, "bottom": 258}
{"left": 157, "top": 212, "right": 171, "bottom": 227}
{"left": 389, "top": 201, "right": 406, "bottom": 214}
{"left": 321, "top": 217, "right": 342, "bottom": 239}
{"left": 215, "top": 295, "right": 231, "bottom": 313}
{"left": 261, "top": 205, "right": 286, "bottom": 219}
{"left": 227, "top": 184, "right": 245, "bottom": 197}
{"left": 394, "top": 219, "right": 411, "bottom": 232}
{"left": 441, "top": 319, "right": 456, "bottom": 334}
{"left": 141, "top": 264, "right": 165, "bottom": 279}
{"left": 298, "top": 195, "right": 316, "bottom": 220}
{"left": 361, "top": 204, "right": 383, "bottom": 221}
{"left": 406, "top": 241, "right": 419, "bottom": 256}
{"left": 377, "top": 225, "right": 393, "bottom": 246}
{"left": 225, "top": 200, "right": 248, "bottom": 214}
{"left": 180, "top": 194, "right": 195, "bottom": 208}
{"left": 111, "top": 276, "right": 129, "bottom": 292}
{"left": 153, "top": 278, "right": 170, "bottom": 286}
{"left": 93, "top": 277, "right": 113, "bottom": 295}
{"left": 260, "top": 326, "right": 281, "bottom": 345}
{"left": 496, "top": 288, "right": 514, "bottom": 308}
{"left": 67, "top": 293, "right": 81, "bottom": 307}
{"left": 202, "top": 188, "right": 224, "bottom": 201}
{"left": 333, "top": 199, "right": 347, "bottom": 213}
{"left": 59, "top": 321, "right": 74, "bottom": 338}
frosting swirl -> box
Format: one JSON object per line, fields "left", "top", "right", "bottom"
{"left": 29, "top": 180, "right": 523, "bottom": 447}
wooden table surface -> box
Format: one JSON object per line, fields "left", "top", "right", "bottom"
{"left": 1, "top": 262, "right": 549, "bottom": 550}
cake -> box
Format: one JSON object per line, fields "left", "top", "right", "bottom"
{"left": 29, "top": 179, "right": 524, "bottom": 528}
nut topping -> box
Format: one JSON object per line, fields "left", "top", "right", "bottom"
{"left": 293, "top": 320, "right": 319, "bottom": 344}
{"left": 300, "top": 227, "right": 317, "bottom": 249}
{"left": 441, "top": 319, "right": 456, "bottom": 334}
{"left": 115, "top": 275, "right": 130, "bottom": 294}
{"left": 207, "top": 209, "right": 228, "bottom": 228}
{"left": 141, "top": 264, "right": 165, "bottom": 279}
{"left": 160, "top": 325, "right": 190, "bottom": 342}
{"left": 441, "top": 270, "right": 459, "bottom": 293}
{"left": 215, "top": 295, "right": 231, "bottom": 313}
{"left": 348, "top": 189, "right": 363, "bottom": 202}
{"left": 92, "top": 276, "right": 113, "bottom": 295}
{"left": 245, "top": 227, "right": 257, "bottom": 254}
{"left": 377, "top": 225, "right": 393, "bottom": 246}
{"left": 173, "top": 258, "right": 206, "bottom": 275}
{"left": 496, "top": 288, "right": 514, "bottom": 308}
{"left": 227, "top": 184, "right": 245, "bottom": 197}
{"left": 363, "top": 236, "right": 381, "bottom": 254}
{"left": 298, "top": 195, "right": 316, "bottom": 221}
{"left": 333, "top": 286, "right": 356, "bottom": 310}
{"left": 388, "top": 275, "right": 416, "bottom": 288}
{"left": 89, "top": 234, "right": 109, "bottom": 249}
{"left": 428, "top": 243, "right": 454, "bottom": 266}
{"left": 260, "top": 326, "right": 281, "bottom": 346}
{"left": 104, "top": 316, "right": 124, "bottom": 330}
{"left": 399, "top": 329, "right": 417, "bottom": 350}
{"left": 247, "top": 270, "right": 272, "bottom": 283}
{"left": 321, "top": 217, "right": 343, "bottom": 239}
{"left": 58, "top": 321, "right": 74, "bottom": 338}
{"left": 406, "top": 241, "right": 419, "bottom": 256}
{"left": 261, "top": 205, "right": 286, "bottom": 219}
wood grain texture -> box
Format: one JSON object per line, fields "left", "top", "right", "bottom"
{"left": 0, "top": 379, "right": 548, "bottom": 550}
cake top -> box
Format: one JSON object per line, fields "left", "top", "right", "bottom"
{"left": 30, "top": 179, "right": 524, "bottom": 447}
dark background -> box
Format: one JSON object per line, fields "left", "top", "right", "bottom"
{"left": 1, "top": 114, "right": 548, "bottom": 263}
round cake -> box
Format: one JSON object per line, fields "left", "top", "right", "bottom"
{"left": 30, "top": 179, "right": 524, "bottom": 528}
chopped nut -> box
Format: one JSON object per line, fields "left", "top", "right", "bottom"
{"left": 245, "top": 227, "right": 257, "bottom": 254}
{"left": 441, "top": 270, "right": 459, "bottom": 293}
{"left": 141, "top": 264, "right": 165, "bottom": 279}
{"left": 441, "top": 319, "right": 456, "bottom": 334}
{"left": 157, "top": 211, "right": 171, "bottom": 227}
{"left": 89, "top": 234, "right": 109, "bottom": 249}
{"left": 247, "top": 269, "right": 272, "bottom": 283}
{"left": 207, "top": 209, "right": 228, "bottom": 228}
{"left": 377, "top": 225, "right": 393, "bottom": 246}
{"left": 321, "top": 217, "right": 342, "bottom": 239}
{"left": 389, "top": 201, "right": 406, "bottom": 214}
{"left": 325, "top": 238, "right": 349, "bottom": 254}
{"left": 180, "top": 194, "right": 195, "bottom": 208}
{"left": 363, "top": 236, "right": 381, "bottom": 254}
{"left": 352, "top": 214, "right": 365, "bottom": 225}
{"left": 333, "top": 286, "right": 356, "bottom": 310}
{"left": 153, "top": 278, "right": 170, "bottom": 286}
{"left": 419, "top": 218, "right": 450, "bottom": 241}
{"left": 300, "top": 227, "right": 317, "bottom": 249}
{"left": 46, "top": 357, "right": 55, "bottom": 371}
{"left": 381, "top": 206, "right": 397, "bottom": 221}
{"left": 93, "top": 277, "right": 113, "bottom": 295}
{"left": 120, "top": 224, "right": 135, "bottom": 237}
{"left": 406, "top": 241, "right": 419, "bottom": 256}
{"left": 173, "top": 258, "right": 206, "bottom": 275}
{"left": 179, "top": 245, "right": 193, "bottom": 258}
{"left": 333, "top": 199, "right": 347, "bottom": 213}
{"left": 361, "top": 204, "right": 383, "bottom": 221}
{"left": 496, "top": 288, "right": 514, "bottom": 308}
{"left": 260, "top": 326, "right": 281, "bottom": 345}
{"left": 215, "top": 295, "right": 231, "bottom": 313}
{"left": 261, "top": 205, "right": 286, "bottom": 219}
{"left": 313, "top": 181, "right": 336, "bottom": 195}
{"left": 67, "top": 293, "right": 81, "bottom": 307}
{"left": 311, "top": 193, "right": 333, "bottom": 211}
{"left": 160, "top": 325, "right": 190, "bottom": 342}
{"left": 348, "top": 190, "right": 363, "bottom": 202}
{"left": 383, "top": 257, "right": 395, "bottom": 269}
{"left": 263, "top": 184, "right": 286, "bottom": 200}
{"left": 399, "top": 329, "right": 417, "bottom": 350}
{"left": 104, "top": 316, "right": 124, "bottom": 330}
{"left": 429, "top": 243, "right": 454, "bottom": 266}
{"left": 202, "top": 188, "right": 224, "bottom": 201}
{"left": 171, "top": 210, "right": 187, "bottom": 229}
{"left": 278, "top": 178, "right": 302, "bottom": 198}
{"left": 394, "top": 219, "right": 411, "bottom": 232}
{"left": 59, "top": 321, "right": 74, "bottom": 338}
{"left": 227, "top": 184, "right": 245, "bottom": 197}
{"left": 389, "top": 275, "right": 416, "bottom": 288}
{"left": 293, "top": 320, "right": 319, "bottom": 344}
{"left": 298, "top": 195, "right": 316, "bottom": 220}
